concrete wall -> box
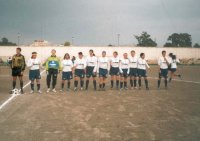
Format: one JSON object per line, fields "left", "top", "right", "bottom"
{"left": 0, "top": 46, "right": 199, "bottom": 62}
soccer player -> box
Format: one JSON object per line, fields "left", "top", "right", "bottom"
{"left": 27, "top": 52, "right": 42, "bottom": 94}
{"left": 97, "top": 51, "right": 110, "bottom": 91}
{"left": 137, "top": 53, "right": 150, "bottom": 90}
{"left": 109, "top": 51, "right": 120, "bottom": 89}
{"left": 129, "top": 50, "right": 138, "bottom": 89}
{"left": 169, "top": 54, "right": 182, "bottom": 82}
{"left": 158, "top": 50, "right": 171, "bottom": 89}
{"left": 85, "top": 49, "right": 98, "bottom": 90}
{"left": 60, "top": 53, "right": 74, "bottom": 92}
{"left": 119, "top": 53, "right": 130, "bottom": 90}
{"left": 46, "top": 49, "right": 61, "bottom": 93}
{"left": 9, "top": 48, "right": 26, "bottom": 94}
{"left": 74, "top": 52, "right": 87, "bottom": 91}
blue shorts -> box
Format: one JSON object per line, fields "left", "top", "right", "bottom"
{"left": 99, "top": 68, "right": 108, "bottom": 78}
{"left": 109, "top": 67, "right": 120, "bottom": 76}
{"left": 170, "top": 68, "right": 177, "bottom": 73}
{"left": 62, "top": 71, "right": 73, "bottom": 80}
{"left": 159, "top": 69, "right": 168, "bottom": 78}
{"left": 29, "top": 69, "right": 41, "bottom": 80}
{"left": 120, "top": 69, "right": 129, "bottom": 77}
{"left": 12, "top": 68, "right": 23, "bottom": 77}
{"left": 75, "top": 69, "right": 85, "bottom": 78}
{"left": 86, "top": 66, "right": 96, "bottom": 78}
{"left": 129, "top": 68, "right": 138, "bottom": 77}
{"left": 138, "top": 69, "right": 147, "bottom": 77}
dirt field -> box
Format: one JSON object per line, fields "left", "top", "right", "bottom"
{"left": 0, "top": 66, "right": 200, "bottom": 141}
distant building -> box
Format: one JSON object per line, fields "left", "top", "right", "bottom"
{"left": 30, "top": 40, "right": 49, "bottom": 46}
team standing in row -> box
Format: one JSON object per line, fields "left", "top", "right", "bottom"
{"left": 8, "top": 48, "right": 181, "bottom": 94}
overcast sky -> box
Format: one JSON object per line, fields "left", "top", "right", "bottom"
{"left": 0, "top": 0, "right": 199, "bottom": 46}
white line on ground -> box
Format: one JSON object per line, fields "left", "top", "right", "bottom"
{"left": 0, "top": 70, "right": 46, "bottom": 111}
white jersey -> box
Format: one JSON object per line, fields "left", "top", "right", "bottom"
{"left": 110, "top": 57, "right": 120, "bottom": 68}
{"left": 74, "top": 58, "right": 87, "bottom": 70}
{"left": 27, "top": 58, "right": 41, "bottom": 70}
{"left": 98, "top": 57, "right": 109, "bottom": 70}
{"left": 86, "top": 56, "right": 97, "bottom": 72}
{"left": 129, "top": 56, "right": 138, "bottom": 68}
{"left": 158, "top": 56, "right": 171, "bottom": 69}
{"left": 137, "top": 58, "right": 150, "bottom": 70}
{"left": 171, "top": 59, "right": 180, "bottom": 69}
{"left": 61, "top": 59, "right": 73, "bottom": 72}
{"left": 120, "top": 58, "right": 130, "bottom": 69}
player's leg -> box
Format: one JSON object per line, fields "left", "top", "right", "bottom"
{"left": 18, "top": 75, "right": 24, "bottom": 94}
{"left": 138, "top": 76, "right": 142, "bottom": 89}
{"left": 46, "top": 69, "right": 52, "bottom": 92}
{"left": 120, "top": 75, "right": 124, "bottom": 90}
{"left": 144, "top": 76, "right": 149, "bottom": 90}
{"left": 157, "top": 69, "right": 162, "bottom": 89}
{"left": 52, "top": 69, "right": 58, "bottom": 92}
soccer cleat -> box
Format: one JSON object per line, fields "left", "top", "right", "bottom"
{"left": 60, "top": 89, "right": 63, "bottom": 92}
{"left": 52, "top": 89, "right": 57, "bottom": 93}
{"left": 30, "top": 90, "right": 34, "bottom": 94}
{"left": 38, "top": 90, "right": 42, "bottom": 94}
{"left": 20, "top": 90, "right": 24, "bottom": 94}
{"left": 74, "top": 87, "right": 78, "bottom": 91}
{"left": 46, "top": 88, "right": 50, "bottom": 93}
{"left": 124, "top": 87, "right": 128, "bottom": 90}
{"left": 80, "top": 87, "right": 84, "bottom": 91}
{"left": 120, "top": 88, "right": 123, "bottom": 91}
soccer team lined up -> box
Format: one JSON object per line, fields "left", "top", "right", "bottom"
{"left": 8, "top": 47, "right": 181, "bottom": 94}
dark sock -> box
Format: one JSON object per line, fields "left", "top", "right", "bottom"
{"left": 37, "top": 84, "right": 40, "bottom": 90}
{"left": 61, "top": 83, "right": 64, "bottom": 89}
{"left": 86, "top": 80, "right": 89, "bottom": 89}
{"left": 31, "top": 83, "right": 34, "bottom": 91}
{"left": 134, "top": 80, "right": 137, "bottom": 87}
{"left": 93, "top": 80, "right": 97, "bottom": 90}
{"left": 99, "top": 84, "right": 102, "bottom": 88}
{"left": 165, "top": 79, "right": 167, "bottom": 87}
{"left": 74, "top": 80, "right": 78, "bottom": 87}
{"left": 158, "top": 80, "right": 161, "bottom": 88}
{"left": 67, "top": 81, "right": 70, "bottom": 89}
{"left": 138, "top": 79, "right": 141, "bottom": 87}
{"left": 12, "top": 81, "right": 16, "bottom": 89}
{"left": 124, "top": 82, "right": 127, "bottom": 88}
{"left": 111, "top": 80, "right": 113, "bottom": 88}
{"left": 130, "top": 79, "right": 133, "bottom": 87}
{"left": 80, "top": 80, "right": 84, "bottom": 87}
{"left": 120, "top": 82, "right": 123, "bottom": 88}
{"left": 103, "top": 83, "right": 105, "bottom": 88}
{"left": 116, "top": 80, "right": 119, "bottom": 88}
{"left": 20, "top": 81, "right": 23, "bottom": 90}
{"left": 145, "top": 80, "right": 148, "bottom": 88}
{"left": 169, "top": 77, "right": 172, "bottom": 82}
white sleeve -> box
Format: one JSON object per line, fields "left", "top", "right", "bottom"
{"left": 146, "top": 60, "right": 150, "bottom": 69}
{"left": 119, "top": 60, "right": 123, "bottom": 73}
{"left": 93, "top": 57, "right": 97, "bottom": 72}
{"left": 27, "top": 59, "right": 33, "bottom": 68}
{"left": 73, "top": 60, "right": 77, "bottom": 67}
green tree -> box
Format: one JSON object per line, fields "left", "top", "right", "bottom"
{"left": 0, "top": 37, "right": 17, "bottom": 46}
{"left": 134, "top": 32, "right": 157, "bottom": 47}
{"left": 193, "top": 43, "right": 200, "bottom": 48}
{"left": 164, "top": 33, "right": 192, "bottom": 47}
{"left": 64, "top": 41, "right": 71, "bottom": 46}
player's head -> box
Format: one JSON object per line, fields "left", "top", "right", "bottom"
{"left": 162, "top": 50, "right": 166, "bottom": 57}
{"left": 16, "top": 47, "right": 21, "bottom": 54}
{"left": 169, "top": 53, "right": 173, "bottom": 57}
{"left": 78, "top": 52, "right": 83, "bottom": 59}
{"left": 172, "top": 55, "right": 176, "bottom": 60}
{"left": 89, "top": 49, "right": 94, "bottom": 56}
{"left": 102, "top": 51, "right": 106, "bottom": 57}
{"left": 140, "top": 53, "right": 145, "bottom": 59}
{"left": 64, "top": 53, "right": 70, "bottom": 59}
{"left": 131, "top": 50, "right": 135, "bottom": 57}
{"left": 51, "top": 49, "right": 56, "bottom": 56}
{"left": 123, "top": 53, "right": 128, "bottom": 59}
{"left": 31, "top": 52, "right": 37, "bottom": 59}
{"left": 113, "top": 51, "right": 118, "bottom": 57}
